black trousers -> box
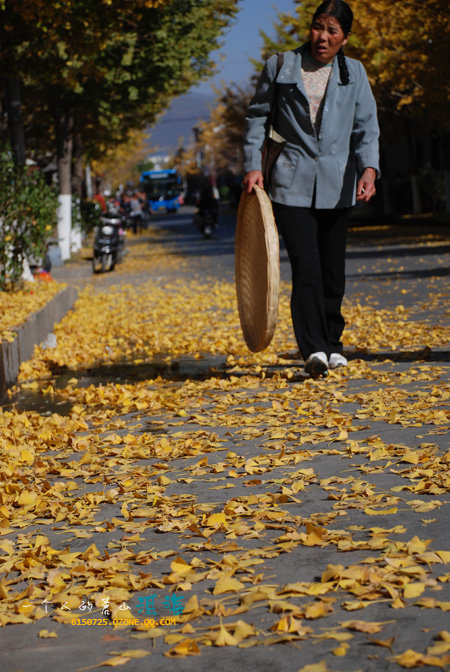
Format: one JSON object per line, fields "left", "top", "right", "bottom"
{"left": 273, "top": 203, "right": 351, "bottom": 360}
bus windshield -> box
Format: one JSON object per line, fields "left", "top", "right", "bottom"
{"left": 141, "top": 171, "right": 179, "bottom": 201}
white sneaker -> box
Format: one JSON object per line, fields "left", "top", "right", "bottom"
{"left": 328, "top": 353, "right": 348, "bottom": 369}
{"left": 304, "top": 351, "right": 328, "bottom": 378}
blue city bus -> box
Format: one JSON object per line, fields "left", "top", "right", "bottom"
{"left": 140, "top": 169, "right": 182, "bottom": 212}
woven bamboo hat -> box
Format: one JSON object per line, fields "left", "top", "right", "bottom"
{"left": 235, "top": 185, "right": 280, "bottom": 353}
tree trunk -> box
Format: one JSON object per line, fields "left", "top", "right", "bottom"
{"left": 379, "top": 146, "right": 392, "bottom": 215}
{"left": 70, "top": 131, "right": 83, "bottom": 252}
{"left": 0, "top": 93, "right": 10, "bottom": 145}
{"left": 55, "top": 107, "right": 73, "bottom": 260}
{"left": 406, "top": 125, "right": 423, "bottom": 214}
{"left": 444, "top": 170, "right": 450, "bottom": 215}
{"left": 85, "top": 164, "right": 93, "bottom": 199}
{"left": 410, "top": 174, "right": 422, "bottom": 214}
{"left": 5, "top": 77, "right": 26, "bottom": 170}
{"left": 439, "top": 133, "right": 450, "bottom": 214}
{"left": 72, "top": 131, "right": 84, "bottom": 197}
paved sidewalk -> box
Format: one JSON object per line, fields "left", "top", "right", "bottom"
{"left": 1, "top": 206, "right": 449, "bottom": 672}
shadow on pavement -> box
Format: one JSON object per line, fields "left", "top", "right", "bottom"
{"left": 349, "top": 348, "right": 449, "bottom": 362}
{"left": 8, "top": 347, "right": 448, "bottom": 417}
{"left": 148, "top": 208, "right": 450, "bottom": 264}
{"left": 347, "top": 266, "right": 450, "bottom": 280}
{"left": 346, "top": 243, "right": 450, "bottom": 259}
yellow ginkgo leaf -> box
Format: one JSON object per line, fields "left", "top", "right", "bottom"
{"left": 213, "top": 574, "right": 245, "bottom": 595}
{"left": 367, "top": 636, "right": 396, "bottom": 650}
{"left": 170, "top": 557, "right": 192, "bottom": 575}
{"left": 304, "top": 602, "right": 332, "bottom": 619}
{"left": 364, "top": 507, "right": 398, "bottom": 516}
{"left": 109, "top": 650, "right": 150, "bottom": 659}
{"left": 205, "top": 512, "right": 227, "bottom": 527}
{"left": 233, "top": 620, "right": 256, "bottom": 643}
{"left": 98, "top": 656, "right": 131, "bottom": 667}
{"left": 391, "top": 650, "right": 433, "bottom": 668}
{"left": 164, "top": 638, "right": 201, "bottom": 657}
{"left": 297, "top": 661, "right": 329, "bottom": 672}
{"left": 403, "top": 583, "right": 425, "bottom": 599}
{"left": 214, "top": 623, "right": 238, "bottom": 646}
{"left": 427, "top": 642, "right": 450, "bottom": 656}
{"left": 17, "top": 491, "right": 36, "bottom": 506}
{"left": 341, "top": 620, "right": 387, "bottom": 634}
{"left": 38, "top": 629, "right": 58, "bottom": 638}
{"left": 332, "top": 643, "right": 349, "bottom": 656}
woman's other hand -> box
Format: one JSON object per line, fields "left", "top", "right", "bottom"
{"left": 243, "top": 170, "right": 264, "bottom": 194}
{"left": 356, "top": 167, "right": 377, "bottom": 202}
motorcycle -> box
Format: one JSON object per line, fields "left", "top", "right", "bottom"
{"left": 92, "top": 211, "right": 126, "bottom": 273}
{"left": 193, "top": 207, "right": 217, "bottom": 239}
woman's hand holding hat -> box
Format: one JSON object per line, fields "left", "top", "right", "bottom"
{"left": 244, "top": 170, "right": 264, "bottom": 194}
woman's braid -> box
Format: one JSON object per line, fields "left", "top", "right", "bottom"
{"left": 337, "top": 48, "right": 350, "bottom": 85}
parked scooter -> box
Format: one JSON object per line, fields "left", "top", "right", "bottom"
{"left": 93, "top": 210, "right": 126, "bottom": 273}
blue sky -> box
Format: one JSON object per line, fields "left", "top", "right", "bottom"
{"left": 149, "top": 0, "right": 297, "bottom": 153}
{"left": 195, "top": 0, "right": 296, "bottom": 94}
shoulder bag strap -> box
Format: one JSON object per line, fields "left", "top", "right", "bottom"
{"left": 269, "top": 52, "right": 284, "bottom": 130}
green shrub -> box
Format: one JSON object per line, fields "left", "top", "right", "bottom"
{"left": 81, "top": 198, "right": 102, "bottom": 235}
{"left": 0, "top": 148, "right": 58, "bottom": 290}
{"left": 72, "top": 197, "right": 102, "bottom": 237}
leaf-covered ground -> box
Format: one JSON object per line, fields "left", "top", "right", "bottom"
{"left": 0, "top": 279, "right": 66, "bottom": 341}
{"left": 1, "top": 211, "right": 449, "bottom": 671}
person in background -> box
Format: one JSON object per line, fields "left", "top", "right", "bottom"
{"left": 243, "top": 0, "right": 379, "bottom": 378}
{"left": 198, "top": 180, "right": 219, "bottom": 223}
{"left": 129, "top": 192, "right": 143, "bottom": 234}
{"left": 93, "top": 192, "right": 107, "bottom": 213}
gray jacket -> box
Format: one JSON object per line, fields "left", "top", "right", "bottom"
{"left": 243, "top": 44, "right": 380, "bottom": 209}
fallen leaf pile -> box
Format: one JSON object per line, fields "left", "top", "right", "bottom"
{"left": 1, "top": 226, "right": 449, "bottom": 670}
{"left": 0, "top": 280, "right": 66, "bottom": 341}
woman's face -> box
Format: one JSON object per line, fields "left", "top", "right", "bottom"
{"left": 309, "top": 14, "right": 349, "bottom": 64}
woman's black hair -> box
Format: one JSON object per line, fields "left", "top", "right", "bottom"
{"left": 312, "top": 0, "right": 353, "bottom": 85}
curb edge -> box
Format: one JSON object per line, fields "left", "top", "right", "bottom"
{"left": 0, "top": 285, "right": 78, "bottom": 401}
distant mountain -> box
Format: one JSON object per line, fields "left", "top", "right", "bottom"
{"left": 147, "top": 92, "right": 214, "bottom": 154}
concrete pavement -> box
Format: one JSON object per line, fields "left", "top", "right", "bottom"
{"left": 1, "top": 205, "right": 449, "bottom": 672}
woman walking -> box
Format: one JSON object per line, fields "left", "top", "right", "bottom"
{"left": 243, "top": 0, "right": 379, "bottom": 378}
